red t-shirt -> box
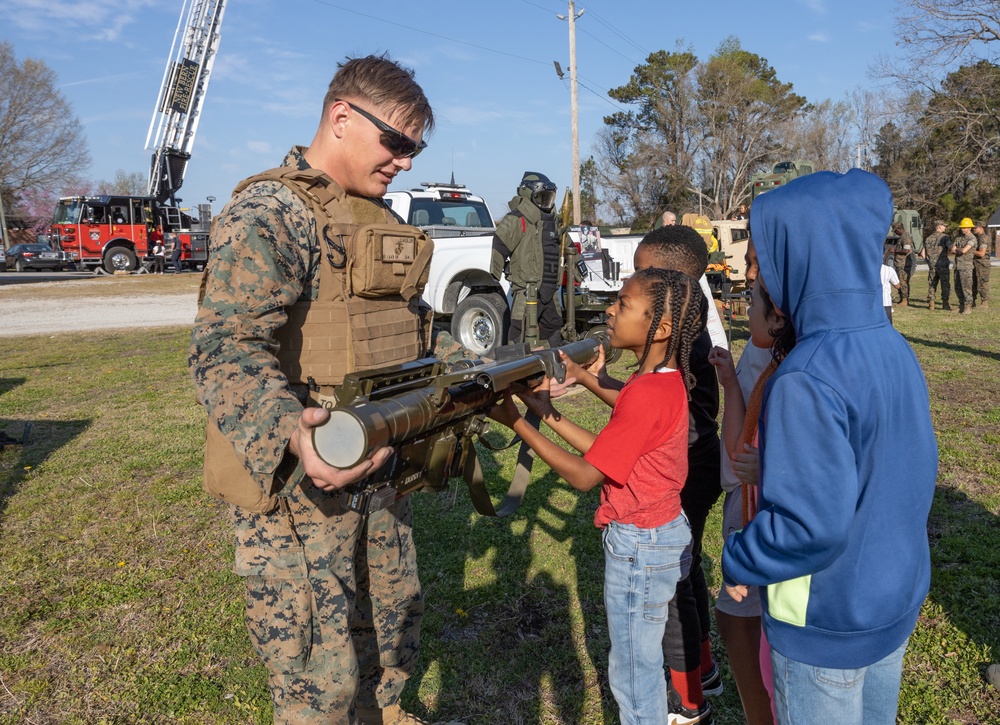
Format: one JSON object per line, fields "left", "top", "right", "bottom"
{"left": 584, "top": 369, "right": 689, "bottom": 528}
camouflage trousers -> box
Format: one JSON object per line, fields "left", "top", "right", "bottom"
{"left": 892, "top": 253, "right": 913, "bottom": 302}
{"left": 973, "top": 259, "right": 991, "bottom": 303}
{"left": 232, "top": 482, "right": 423, "bottom": 724}
{"left": 954, "top": 262, "right": 974, "bottom": 309}
{"left": 927, "top": 259, "right": 951, "bottom": 306}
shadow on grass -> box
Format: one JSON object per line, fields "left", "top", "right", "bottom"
{"left": 0, "top": 377, "right": 93, "bottom": 519}
{"left": 922, "top": 485, "right": 1000, "bottom": 718}
{"left": 408, "top": 435, "right": 612, "bottom": 724}
{"left": 904, "top": 335, "right": 1000, "bottom": 363}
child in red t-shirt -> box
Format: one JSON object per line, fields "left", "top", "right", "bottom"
{"left": 489, "top": 267, "right": 707, "bottom": 725}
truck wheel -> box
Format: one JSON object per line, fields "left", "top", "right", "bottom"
{"left": 452, "top": 292, "right": 508, "bottom": 358}
{"left": 104, "top": 247, "right": 137, "bottom": 273}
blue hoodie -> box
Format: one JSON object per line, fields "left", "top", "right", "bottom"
{"left": 722, "top": 170, "right": 938, "bottom": 669}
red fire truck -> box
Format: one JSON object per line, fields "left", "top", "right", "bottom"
{"left": 51, "top": 0, "right": 226, "bottom": 273}
{"left": 50, "top": 196, "right": 209, "bottom": 273}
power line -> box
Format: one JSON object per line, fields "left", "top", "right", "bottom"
{"left": 303, "top": 0, "right": 550, "bottom": 68}
{"left": 579, "top": 4, "right": 650, "bottom": 57}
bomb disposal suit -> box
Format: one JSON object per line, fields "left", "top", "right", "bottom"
{"left": 490, "top": 171, "right": 563, "bottom": 347}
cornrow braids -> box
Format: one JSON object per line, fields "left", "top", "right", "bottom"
{"left": 629, "top": 268, "right": 707, "bottom": 393}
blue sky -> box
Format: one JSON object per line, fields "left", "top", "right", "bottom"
{"left": 1, "top": 0, "right": 904, "bottom": 220}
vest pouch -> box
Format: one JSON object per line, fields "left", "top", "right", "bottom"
{"left": 346, "top": 223, "right": 434, "bottom": 300}
{"left": 203, "top": 421, "right": 280, "bottom": 513}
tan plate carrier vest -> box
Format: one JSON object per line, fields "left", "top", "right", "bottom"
{"left": 203, "top": 166, "right": 434, "bottom": 512}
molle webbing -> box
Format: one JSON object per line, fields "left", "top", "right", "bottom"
{"left": 234, "top": 166, "right": 425, "bottom": 387}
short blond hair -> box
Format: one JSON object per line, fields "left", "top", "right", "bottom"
{"left": 322, "top": 54, "right": 434, "bottom": 136}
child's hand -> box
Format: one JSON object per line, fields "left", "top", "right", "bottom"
{"left": 517, "top": 376, "right": 555, "bottom": 416}
{"left": 547, "top": 372, "right": 579, "bottom": 399}
{"left": 708, "top": 346, "right": 737, "bottom": 385}
{"left": 725, "top": 583, "right": 749, "bottom": 603}
{"left": 732, "top": 444, "right": 759, "bottom": 486}
{"left": 487, "top": 392, "right": 522, "bottom": 428}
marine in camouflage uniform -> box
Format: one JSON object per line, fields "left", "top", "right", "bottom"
{"left": 190, "top": 56, "right": 450, "bottom": 725}
{"left": 972, "top": 223, "right": 991, "bottom": 308}
{"left": 952, "top": 220, "right": 977, "bottom": 314}
{"left": 890, "top": 225, "right": 914, "bottom": 305}
{"left": 923, "top": 221, "right": 952, "bottom": 311}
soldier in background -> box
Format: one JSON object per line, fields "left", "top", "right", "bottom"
{"left": 922, "top": 219, "right": 952, "bottom": 311}
{"left": 952, "top": 218, "right": 976, "bottom": 314}
{"left": 972, "top": 220, "right": 990, "bottom": 309}
{"left": 190, "top": 55, "right": 452, "bottom": 725}
{"left": 490, "top": 171, "right": 563, "bottom": 347}
{"left": 890, "top": 223, "right": 914, "bottom": 306}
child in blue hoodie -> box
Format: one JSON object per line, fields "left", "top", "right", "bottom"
{"left": 721, "top": 170, "right": 938, "bottom": 725}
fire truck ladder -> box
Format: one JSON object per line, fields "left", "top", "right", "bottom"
{"left": 145, "top": 0, "right": 228, "bottom": 205}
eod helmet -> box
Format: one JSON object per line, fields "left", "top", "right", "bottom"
{"left": 518, "top": 171, "right": 557, "bottom": 212}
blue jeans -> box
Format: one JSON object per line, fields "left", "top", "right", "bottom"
{"left": 771, "top": 638, "right": 909, "bottom": 724}
{"left": 603, "top": 515, "right": 692, "bottom": 725}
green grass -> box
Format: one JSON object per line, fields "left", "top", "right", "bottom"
{"left": 0, "top": 270, "right": 998, "bottom": 723}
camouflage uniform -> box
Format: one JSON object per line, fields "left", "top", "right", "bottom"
{"left": 953, "top": 229, "right": 976, "bottom": 312}
{"left": 191, "top": 147, "right": 454, "bottom": 723}
{"left": 891, "top": 231, "right": 915, "bottom": 304}
{"left": 972, "top": 231, "right": 991, "bottom": 307}
{"left": 924, "top": 231, "right": 952, "bottom": 310}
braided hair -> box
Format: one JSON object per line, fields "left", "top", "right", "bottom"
{"left": 630, "top": 267, "right": 707, "bottom": 393}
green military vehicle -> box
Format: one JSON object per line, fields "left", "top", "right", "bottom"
{"left": 751, "top": 160, "right": 816, "bottom": 199}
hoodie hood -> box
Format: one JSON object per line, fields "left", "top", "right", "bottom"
{"left": 749, "top": 169, "right": 893, "bottom": 336}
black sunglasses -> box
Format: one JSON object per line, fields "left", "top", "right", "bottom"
{"left": 337, "top": 99, "right": 427, "bottom": 159}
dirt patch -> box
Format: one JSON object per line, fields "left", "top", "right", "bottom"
{"left": 0, "top": 276, "right": 199, "bottom": 337}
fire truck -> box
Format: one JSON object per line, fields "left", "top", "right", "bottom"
{"left": 50, "top": 0, "right": 227, "bottom": 273}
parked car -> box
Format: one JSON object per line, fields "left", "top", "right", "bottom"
{"left": 6, "top": 243, "right": 72, "bottom": 272}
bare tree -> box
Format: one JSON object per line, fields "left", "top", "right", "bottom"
{"left": 0, "top": 41, "right": 90, "bottom": 218}
{"left": 781, "top": 99, "right": 855, "bottom": 173}
{"left": 895, "top": 0, "right": 1000, "bottom": 67}
{"left": 96, "top": 169, "right": 148, "bottom": 196}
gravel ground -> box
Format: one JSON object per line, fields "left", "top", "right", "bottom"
{"left": 0, "top": 291, "right": 198, "bottom": 337}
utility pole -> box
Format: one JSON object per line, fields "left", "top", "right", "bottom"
{"left": 558, "top": 2, "right": 584, "bottom": 226}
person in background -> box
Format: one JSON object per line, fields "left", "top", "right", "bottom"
{"left": 168, "top": 231, "right": 184, "bottom": 273}
{"left": 952, "top": 218, "right": 976, "bottom": 314}
{"left": 881, "top": 260, "right": 901, "bottom": 324}
{"left": 663, "top": 211, "right": 677, "bottom": 226}
{"left": 889, "top": 222, "right": 914, "bottom": 306}
{"left": 922, "top": 219, "right": 952, "bottom": 311}
{"left": 971, "top": 220, "right": 990, "bottom": 309}
{"left": 490, "top": 171, "right": 563, "bottom": 347}
{"left": 152, "top": 235, "right": 166, "bottom": 274}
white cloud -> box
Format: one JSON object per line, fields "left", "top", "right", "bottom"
{"left": 798, "top": 0, "right": 827, "bottom": 13}
{"left": 808, "top": 33, "right": 831, "bottom": 43}
{"left": 0, "top": 0, "right": 158, "bottom": 42}
{"left": 246, "top": 141, "right": 273, "bottom": 155}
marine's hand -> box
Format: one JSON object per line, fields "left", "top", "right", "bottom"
{"left": 289, "top": 407, "right": 393, "bottom": 491}
{"left": 487, "top": 392, "right": 522, "bottom": 429}
{"left": 725, "top": 584, "right": 749, "bottom": 603}
{"left": 732, "top": 444, "right": 759, "bottom": 486}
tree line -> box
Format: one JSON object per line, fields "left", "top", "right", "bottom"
{"left": 579, "top": 0, "right": 1000, "bottom": 229}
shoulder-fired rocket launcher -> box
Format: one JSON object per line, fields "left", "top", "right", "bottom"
{"left": 311, "top": 335, "right": 609, "bottom": 517}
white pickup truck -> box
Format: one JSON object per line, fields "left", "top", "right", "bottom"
{"left": 386, "top": 182, "right": 628, "bottom": 358}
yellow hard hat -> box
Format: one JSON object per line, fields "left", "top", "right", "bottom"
{"left": 959, "top": 217, "right": 974, "bottom": 228}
